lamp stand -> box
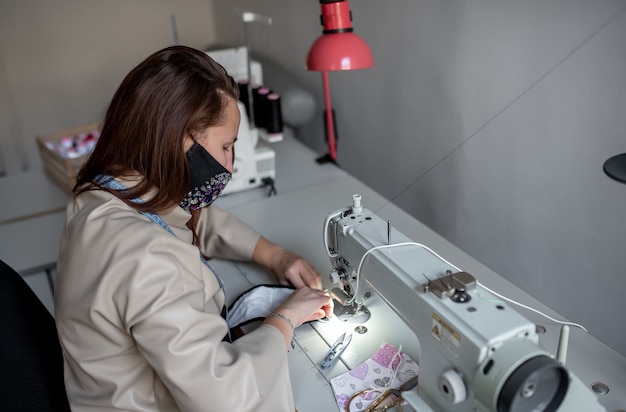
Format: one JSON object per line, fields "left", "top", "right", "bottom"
{"left": 316, "top": 71, "right": 339, "bottom": 165}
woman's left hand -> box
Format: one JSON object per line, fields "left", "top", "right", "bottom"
{"left": 253, "top": 237, "right": 323, "bottom": 289}
{"left": 271, "top": 249, "right": 322, "bottom": 289}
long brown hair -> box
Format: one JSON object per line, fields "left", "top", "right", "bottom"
{"left": 74, "top": 45, "right": 238, "bottom": 218}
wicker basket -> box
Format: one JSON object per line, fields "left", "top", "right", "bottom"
{"left": 35, "top": 123, "right": 100, "bottom": 194}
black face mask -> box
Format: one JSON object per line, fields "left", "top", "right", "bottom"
{"left": 180, "top": 142, "right": 231, "bottom": 211}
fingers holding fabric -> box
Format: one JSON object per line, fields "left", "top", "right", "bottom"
{"left": 274, "top": 287, "right": 333, "bottom": 328}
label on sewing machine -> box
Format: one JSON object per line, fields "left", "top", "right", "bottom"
{"left": 432, "top": 313, "right": 461, "bottom": 352}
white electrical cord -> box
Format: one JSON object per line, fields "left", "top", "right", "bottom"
{"left": 476, "top": 281, "right": 588, "bottom": 333}
{"left": 347, "top": 241, "right": 460, "bottom": 304}
{"left": 348, "top": 241, "right": 588, "bottom": 333}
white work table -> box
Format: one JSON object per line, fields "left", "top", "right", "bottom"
{"left": 0, "top": 170, "right": 68, "bottom": 226}
{"left": 221, "top": 174, "right": 626, "bottom": 412}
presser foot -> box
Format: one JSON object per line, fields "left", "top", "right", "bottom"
{"left": 333, "top": 302, "right": 371, "bottom": 324}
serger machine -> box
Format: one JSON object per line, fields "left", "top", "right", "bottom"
{"left": 221, "top": 101, "right": 276, "bottom": 196}
{"left": 323, "top": 194, "right": 605, "bottom": 412}
{"left": 207, "top": 46, "right": 277, "bottom": 196}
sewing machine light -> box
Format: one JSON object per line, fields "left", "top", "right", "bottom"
{"left": 319, "top": 315, "right": 353, "bottom": 336}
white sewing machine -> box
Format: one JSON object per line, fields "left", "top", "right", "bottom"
{"left": 221, "top": 100, "right": 276, "bottom": 195}
{"left": 323, "top": 194, "right": 605, "bottom": 412}
{"left": 207, "top": 48, "right": 277, "bottom": 196}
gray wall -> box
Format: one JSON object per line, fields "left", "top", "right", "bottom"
{"left": 0, "top": 0, "right": 217, "bottom": 174}
{"left": 208, "top": 0, "right": 626, "bottom": 357}
{"left": 1, "top": 0, "right": 625, "bottom": 357}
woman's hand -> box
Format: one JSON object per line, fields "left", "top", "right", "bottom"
{"left": 252, "top": 237, "right": 323, "bottom": 289}
{"left": 254, "top": 237, "right": 333, "bottom": 348}
{"left": 275, "top": 287, "right": 334, "bottom": 327}
{"left": 263, "top": 286, "right": 334, "bottom": 348}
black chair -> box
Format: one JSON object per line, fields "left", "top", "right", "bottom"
{"left": 0, "top": 260, "right": 70, "bottom": 411}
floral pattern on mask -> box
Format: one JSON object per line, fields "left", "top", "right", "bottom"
{"left": 180, "top": 171, "right": 231, "bottom": 210}
{"left": 180, "top": 140, "right": 232, "bottom": 211}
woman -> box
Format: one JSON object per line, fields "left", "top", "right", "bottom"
{"left": 54, "top": 45, "right": 333, "bottom": 412}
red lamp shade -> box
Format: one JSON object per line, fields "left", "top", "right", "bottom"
{"left": 306, "top": 0, "right": 374, "bottom": 72}
{"left": 307, "top": 32, "right": 373, "bottom": 71}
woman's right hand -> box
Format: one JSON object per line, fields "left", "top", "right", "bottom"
{"left": 263, "top": 287, "right": 333, "bottom": 348}
{"left": 276, "top": 287, "right": 333, "bottom": 327}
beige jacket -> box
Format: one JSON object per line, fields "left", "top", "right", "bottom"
{"left": 55, "top": 187, "right": 294, "bottom": 411}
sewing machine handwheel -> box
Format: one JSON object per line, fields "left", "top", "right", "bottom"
{"left": 497, "top": 355, "right": 568, "bottom": 412}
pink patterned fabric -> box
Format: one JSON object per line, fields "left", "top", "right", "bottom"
{"left": 330, "top": 342, "right": 419, "bottom": 412}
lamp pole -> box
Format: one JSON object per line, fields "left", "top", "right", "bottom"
{"left": 321, "top": 71, "right": 337, "bottom": 162}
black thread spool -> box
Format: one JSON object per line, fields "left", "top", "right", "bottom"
{"left": 253, "top": 87, "right": 271, "bottom": 129}
{"left": 265, "top": 93, "right": 283, "bottom": 135}
{"left": 237, "top": 79, "right": 251, "bottom": 120}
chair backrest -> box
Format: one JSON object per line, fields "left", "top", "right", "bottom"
{"left": 0, "top": 260, "right": 71, "bottom": 411}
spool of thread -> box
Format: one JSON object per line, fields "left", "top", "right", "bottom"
{"left": 237, "top": 79, "right": 250, "bottom": 119}
{"left": 253, "top": 87, "right": 271, "bottom": 128}
{"left": 265, "top": 93, "right": 283, "bottom": 135}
